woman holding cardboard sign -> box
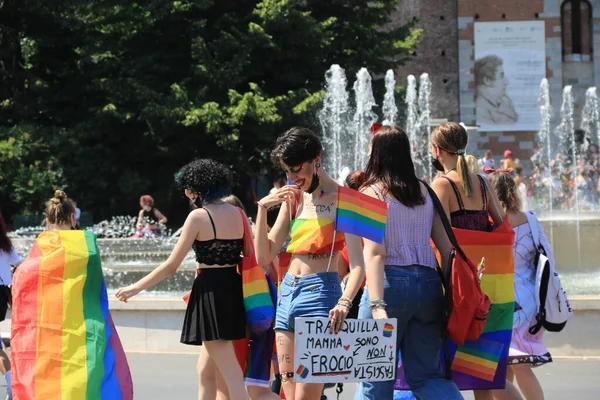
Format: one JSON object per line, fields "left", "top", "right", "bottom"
{"left": 355, "top": 125, "right": 462, "bottom": 399}
{"left": 255, "top": 127, "right": 365, "bottom": 400}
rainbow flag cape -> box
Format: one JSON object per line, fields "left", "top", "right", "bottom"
{"left": 395, "top": 218, "right": 515, "bottom": 390}
{"left": 335, "top": 186, "right": 389, "bottom": 244}
{"left": 11, "top": 230, "right": 134, "bottom": 400}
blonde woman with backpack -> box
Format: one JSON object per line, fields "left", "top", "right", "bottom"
{"left": 429, "top": 123, "right": 522, "bottom": 400}
{"left": 487, "top": 171, "right": 553, "bottom": 400}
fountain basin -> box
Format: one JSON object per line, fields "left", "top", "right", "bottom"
{"left": 2, "top": 296, "right": 600, "bottom": 355}
{"left": 538, "top": 214, "right": 600, "bottom": 273}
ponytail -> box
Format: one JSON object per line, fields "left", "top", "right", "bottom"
{"left": 456, "top": 153, "right": 474, "bottom": 196}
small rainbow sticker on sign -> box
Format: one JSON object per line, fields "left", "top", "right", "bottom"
{"left": 383, "top": 323, "right": 394, "bottom": 338}
{"left": 296, "top": 364, "right": 309, "bottom": 379}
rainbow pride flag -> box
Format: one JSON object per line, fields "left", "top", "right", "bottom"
{"left": 11, "top": 230, "right": 134, "bottom": 400}
{"left": 335, "top": 186, "right": 389, "bottom": 244}
{"left": 395, "top": 218, "right": 515, "bottom": 390}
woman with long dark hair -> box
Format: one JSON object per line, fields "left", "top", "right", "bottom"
{"left": 355, "top": 125, "right": 462, "bottom": 399}
{"left": 0, "top": 211, "right": 18, "bottom": 400}
{"left": 254, "top": 127, "right": 365, "bottom": 400}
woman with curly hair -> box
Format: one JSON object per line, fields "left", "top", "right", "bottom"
{"left": 487, "top": 171, "right": 552, "bottom": 400}
{"left": 254, "top": 127, "right": 365, "bottom": 400}
{"left": 116, "top": 159, "right": 251, "bottom": 400}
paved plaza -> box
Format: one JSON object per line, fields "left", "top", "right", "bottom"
{"left": 119, "top": 354, "right": 598, "bottom": 399}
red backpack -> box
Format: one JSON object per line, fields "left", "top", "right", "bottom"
{"left": 423, "top": 183, "right": 491, "bottom": 346}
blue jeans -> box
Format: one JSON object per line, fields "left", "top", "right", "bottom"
{"left": 274, "top": 272, "right": 341, "bottom": 332}
{"left": 355, "top": 265, "right": 462, "bottom": 400}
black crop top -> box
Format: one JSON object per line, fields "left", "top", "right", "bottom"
{"left": 142, "top": 208, "right": 159, "bottom": 225}
{"left": 192, "top": 208, "right": 244, "bottom": 266}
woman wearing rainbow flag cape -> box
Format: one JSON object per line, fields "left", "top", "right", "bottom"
{"left": 254, "top": 127, "right": 366, "bottom": 400}
{"left": 354, "top": 125, "right": 462, "bottom": 400}
{"left": 428, "top": 123, "right": 522, "bottom": 400}
{"left": 11, "top": 190, "right": 133, "bottom": 400}
{"left": 116, "top": 159, "right": 252, "bottom": 400}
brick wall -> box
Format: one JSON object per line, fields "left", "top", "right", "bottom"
{"left": 392, "top": 0, "right": 460, "bottom": 122}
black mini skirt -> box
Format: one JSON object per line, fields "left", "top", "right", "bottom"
{"left": 180, "top": 266, "right": 247, "bottom": 345}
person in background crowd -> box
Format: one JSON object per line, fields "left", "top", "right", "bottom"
{"left": 222, "top": 194, "right": 246, "bottom": 212}
{"left": 72, "top": 200, "right": 82, "bottom": 228}
{"left": 252, "top": 167, "right": 271, "bottom": 205}
{"left": 487, "top": 171, "right": 553, "bottom": 400}
{"left": 0, "top": 211, "right": 18, "bottom": 400}
{"left": 116, "top": 159, "right": 251, "bottom": 400}
{"left": 478, "top": 149, "right": 496, "bottom": 171}
{"left": 219, "top": 196, "right": 280, "bottom": 400}
{"left": 514, "top": 167, "right": 531, "bottom": 212}
{"left": 501, "top": 150, "right": 517, "bottom": 171}
{"left": 355, "top": 125, "right": 462, "bottom": 400}
{"left": 270, "top": 175, "right": 287, "bottom": 195}
{"left": 131, "top": 195, "right": 167, "bottom": 238}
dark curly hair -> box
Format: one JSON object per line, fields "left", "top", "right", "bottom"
{"left": 174, "top": 159, "right": 232, "bottom": 203}
{"left": 487, "top": 171, "right": 521, "bottom": 213}
{"left": 270, "top": 127, "right": 323, "bottom": 167}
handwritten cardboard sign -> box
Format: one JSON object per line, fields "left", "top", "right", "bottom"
{"left": 294, "top": 317, "right": 397, "bottom": 383}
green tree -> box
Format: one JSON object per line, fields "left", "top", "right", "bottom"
{"left": 0, "top": 0, "right": 419, "bottom": 225}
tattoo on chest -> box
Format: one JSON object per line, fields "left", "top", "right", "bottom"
{"left": 301, "top": 201, "right": 336, "bottom": 215}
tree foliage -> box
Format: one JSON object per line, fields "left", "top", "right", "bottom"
{"left": 0, "top": 0, "right": 419, "bottom": 224}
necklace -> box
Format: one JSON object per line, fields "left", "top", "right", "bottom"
{"left": 444, "top": 168, "right": 457, "bottom": 175}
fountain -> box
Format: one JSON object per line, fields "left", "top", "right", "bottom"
{"left": 318, "top": 65, "right": 351, "bottom": 181}
{"left": 352, "top": 68, "right": 378, "bottom": 172}
{"left": 10, "top": 217, "right": 195, "bottom": 297}
{"left": 405, "top": 75, "right": 420, "bottom": 167}
{"left": 582, "top": 87, "right": 599, "bottom": 149}
{"left": 418, "top": 73, "right": 432, "bottom": 179}
{"left": 382, "top": 70, "right": 398, "bottom": 125}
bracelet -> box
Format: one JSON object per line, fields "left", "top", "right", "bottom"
{"left": 371, "top": 304, "right": 386, "bottom": 310}
{"left": 339, "top": 296, "right": 353, "bottom": 304}
{"left": 257, "top": 202, "right": 269, "bottom": 210}
{"left": 369, "top": 299, "right": 387, "bottom": 309}
{"left": 336, "top": 302, "right": 351, "bottom": 310}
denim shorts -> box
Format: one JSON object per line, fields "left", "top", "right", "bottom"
{"left": 274, "top": 272, "right": 341, "bottom": 332}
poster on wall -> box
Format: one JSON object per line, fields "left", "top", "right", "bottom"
{"left": 474, "top": 21, "right": 546, "bottom": 131}
{"left": 294, "top": 317, "right": 397, "bottom": 383}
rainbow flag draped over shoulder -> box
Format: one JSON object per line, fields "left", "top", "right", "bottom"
{"left": 335, "top": 186, "right": 389, "bottom": 244}
{"left": 395, "top": 218, "right": 515, "bottom": 390}
{"left": 11, "top": 230, "right": 134, "bottom": 400}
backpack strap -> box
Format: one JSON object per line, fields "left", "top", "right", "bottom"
{"left": 524, "top": 211, "right": 549, "bottom": 335}
{"left": 420, "top": 181, "right": 464, "bottom": 259}
{"left": 420, "top": 180, "right": 461, "bottom": 381}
